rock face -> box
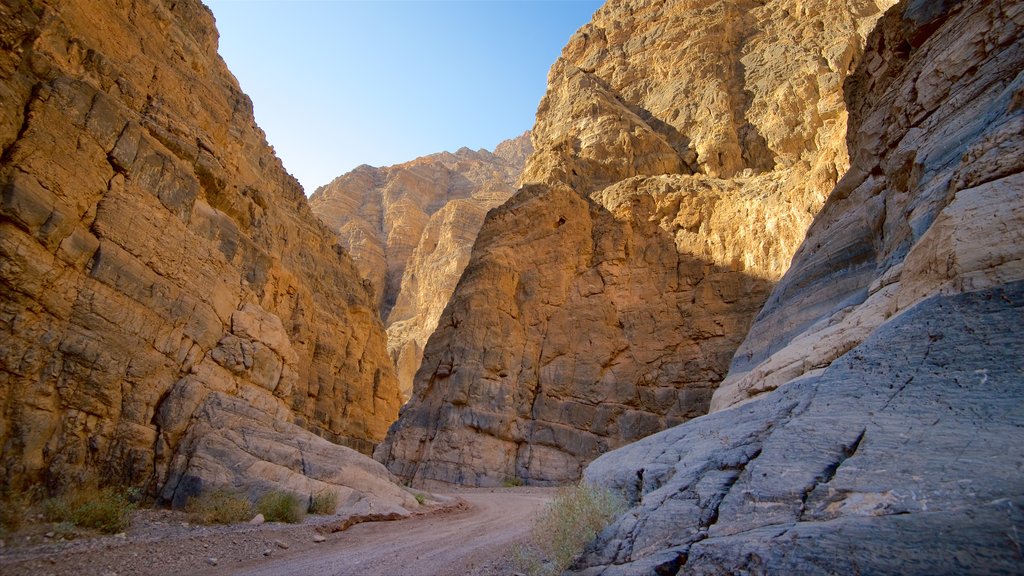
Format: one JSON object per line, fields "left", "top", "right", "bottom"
{"left": 377, "top": 0, "right": 895, "bottom": 486}
{"left": 0, "top": 0, "right": 408, "bottom": 507}
{"left": 577, "top": 1, "right": 1024, "bottom": 573}
{"left": 310, "top": 135, "right": 530, "bottom": 398}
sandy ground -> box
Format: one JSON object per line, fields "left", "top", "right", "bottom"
{"left": 0, "top": 487, "right": 555, "bottom": 576}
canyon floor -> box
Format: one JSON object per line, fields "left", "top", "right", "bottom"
{"left": 0, "top": 487, "right": 555, "bottom": 576}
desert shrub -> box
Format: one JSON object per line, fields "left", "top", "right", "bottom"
{"left": 308, "top": 490, "right": 338, "bottom": 515}
{"left": 0, "top": 488, "right": 33, "bottom": 534}
{"left": 502, "top": 476, "right": 524, "bottom": 488}
{"left": 257, "top": 490, "right": 306, "bottom": 523}
{"left": 414, "top": 492, "right": 426, "bottom": 505}
{"left": 515, "top": 482, "right": 625, "bottom": 576}
{"left": 42, "top": 487, "right": 134, "bottom": 534}
{"left": 186, "top": 489, "right": 253, "bottom": 524}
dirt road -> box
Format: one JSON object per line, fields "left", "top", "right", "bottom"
{"left": 0, "top": 487, "right": 554, "bottom": 576}
{"left": 220, "top": 489, "right": 553, "bottom": 576}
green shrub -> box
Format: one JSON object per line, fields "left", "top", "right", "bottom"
{"left": 186, "top": 489, "right": 253, "bottom": 524}
{"left": 257, "top": 490, "right": 306, "bottom": 523}
{"left": 502, "top": 476, "right": 524, "bottom": 488}
{"left": 308, "top": 490, "right": 338, "bottom": 515}
{"left": 414, "top": 492, "right": 426, "bottom": 505}
{"left": 515, "top": 482, "right": 625, "bottom": 576}
{"left": 42, "top": 487, "right": 134, "bottom": 534}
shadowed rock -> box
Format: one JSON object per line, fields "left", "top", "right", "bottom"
{"left": 575, "top": 1, "right": 1024, "bottom": 572}
{"left": 378, "top": 0, "right": 897, "bottom": 487}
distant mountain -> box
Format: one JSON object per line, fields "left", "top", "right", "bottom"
{"left": 310, "top": 133, "right": 531, "bottom": 399}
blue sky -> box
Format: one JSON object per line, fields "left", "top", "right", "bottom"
{"left": 204, "top": 0, "right": 602, "bottom": 193}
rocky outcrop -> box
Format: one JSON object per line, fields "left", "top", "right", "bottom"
{"left": 160, "top": 393, "right": 418, "bottom": 511}
{"left": 310, "top": 135, "right": 530, "bottom": 398}
{"left": 0, "top": 0, "right": 407, "bottom": 506}
{"left": 577, "top": 1, "right": 1024, "bottom": 573}
{"left": 377, "top": 0, "right": 895, "bottom": 486}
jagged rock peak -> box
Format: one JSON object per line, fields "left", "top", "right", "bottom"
{"left": 376, "top": 0, "right": 896, "bottom": 487}
{"left": 0, "top": 0, "right": 408, "bottom": 508}
{"left": 310, "top": 132, "right": 532, "bottom": 399}
{"left": 577, "top": 1, "right": 1024, "bottom": 572}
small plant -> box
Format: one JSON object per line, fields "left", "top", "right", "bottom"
{"left": 414, "top": 493, "right": 426, "bottom": 505}
{"left": 514, "top": 482, "right": 625, "bottom": 576}
{"left": 502, "top": 476, "right": 524, "bottom": 488}
{"left": 0, "top": 487, "right": 33, "bottom": 534}
{"left": 186, "top": 488, "right": 253, "bottom": 524}
{"left": 42, "top": 486, "right": 135, "bottom": 534}
{"left": 257, "top": 490, "right": 306, "bottom": 523}
{"left": 308, "top": 490, "right": 338, "bottom": 515}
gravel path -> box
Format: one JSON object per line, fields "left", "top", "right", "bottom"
{"left": 221, "top": 488, "right": 554, "bottom": 576}
{"left": 0, "top": 487, "right": 554, "bottom": 576}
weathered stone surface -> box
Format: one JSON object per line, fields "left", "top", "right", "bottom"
{"left": 713, "top": 0, "right": 1024, "bottom": 410}
{"left": 310, "top": 135, "right": 530, "bottom": 399}
{"left": 160, "top": 392, "right": 419, "bottom": 512}
{"left": 580, "top": 285, "right": 1024, "bottom": 575}
{"left": 0, "top": 0, "right": 403, "bottom": 501}
{"left": 377, "top": 0, "right": 894, "bottom": 486}
{"left": 576, "top": 1, "right": 1024, "bottom": 573}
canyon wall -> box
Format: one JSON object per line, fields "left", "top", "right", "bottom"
{"left": 578, "top": 0, "right": 1024, "bottom": 572}
{"left": 0, "top": 0, "right": 413, "bottom": 509}
{"left": 377, "top": 0, "right": 895, "bottom": 486}
{"left": 310, "top": 135, "right": 530, "bottom": 398}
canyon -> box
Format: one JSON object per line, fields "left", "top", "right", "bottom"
{"left": 0, "top": 0, "right": 1021, "bottom": 574}
{"left": 376, "top": 0, "right": 900, "bottom": 487}
{"left": 309, "top": 134, "right": 531, "bottom": 399}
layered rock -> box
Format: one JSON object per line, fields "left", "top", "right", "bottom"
{"left": 377, "top": 0, "right": 895, "bottom": 486}
{"left": 0, "top": 0, "right": 408, "bottom": 507}
{"left": 577, "top": 1, "right": 1024, "bottom": 573}
{"left": 310, "top": 134, "right": 531, "bottom": 398}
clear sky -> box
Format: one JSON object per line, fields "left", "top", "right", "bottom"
{"left": 204, "top": 0, "right": 603, "bottom": 193}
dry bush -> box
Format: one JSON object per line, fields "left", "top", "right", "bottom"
{"left": 257, "top": 490, "right": 306, "bottom": 523}
{"left": 186, "top": 488, "right": 254, "bottom": 524}
{"left": 514, "top": 482, "right": 625, "bottom": 576}
{"left": 42, "top": 486, "right": 135, "bottom": 534}
{"left": 0, "top": 488, "right": 34, "bottom": 534}
{"left": 308, "top": 490, "right": 338, "bottom": 515}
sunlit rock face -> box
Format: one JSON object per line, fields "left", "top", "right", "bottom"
{"left": 376, "top": 0, "right": 896, "bottom": 486}
{"left": 0, "top": 0, "right": 408, "bottom": 506}
{"left": 577, "top": 1, "right": 1024, "bottom": 573}
{"left": 310, "top": 134, "right": 530, "bottom": 400}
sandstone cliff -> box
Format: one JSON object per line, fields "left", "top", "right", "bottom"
{"left": 377, "top": 0, "right": 895, "bottom": 486}
{"left": 578, "top": 1, "right": 1024, "bottom": 573}
{"left": 0, "top": 0, "right": 412, "bottom": 509}
{"left": 310, "top": 134, "right": 531, "bottom": 399}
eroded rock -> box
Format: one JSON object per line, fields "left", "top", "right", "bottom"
{"left": 310, "top": 134, "right": 531, "bottom": 399}
{"left": 0, "top": 0, "right": 402, "bottom": 503}
{"left": 575, "top": 1, "right": 1024, "bottom": 572}
{"left": 377, "top": 0, "right": 895, "bottom": 486}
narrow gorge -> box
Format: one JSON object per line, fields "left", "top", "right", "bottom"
{"left": 309, "top": 134, "right": 531, "bottom": 399}
{"left": 0, "top": 0, "right": 1021, "bottom": 574}
{"left": 377, "top": 0, "right": 900, "bottom": 487}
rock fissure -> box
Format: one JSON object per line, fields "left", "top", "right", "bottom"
{"left": 797, "top": 427, "right": 866, "bottom": 519}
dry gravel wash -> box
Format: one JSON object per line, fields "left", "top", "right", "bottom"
{"left": 0, "top": 487, "right": 555, "bottom": 576}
